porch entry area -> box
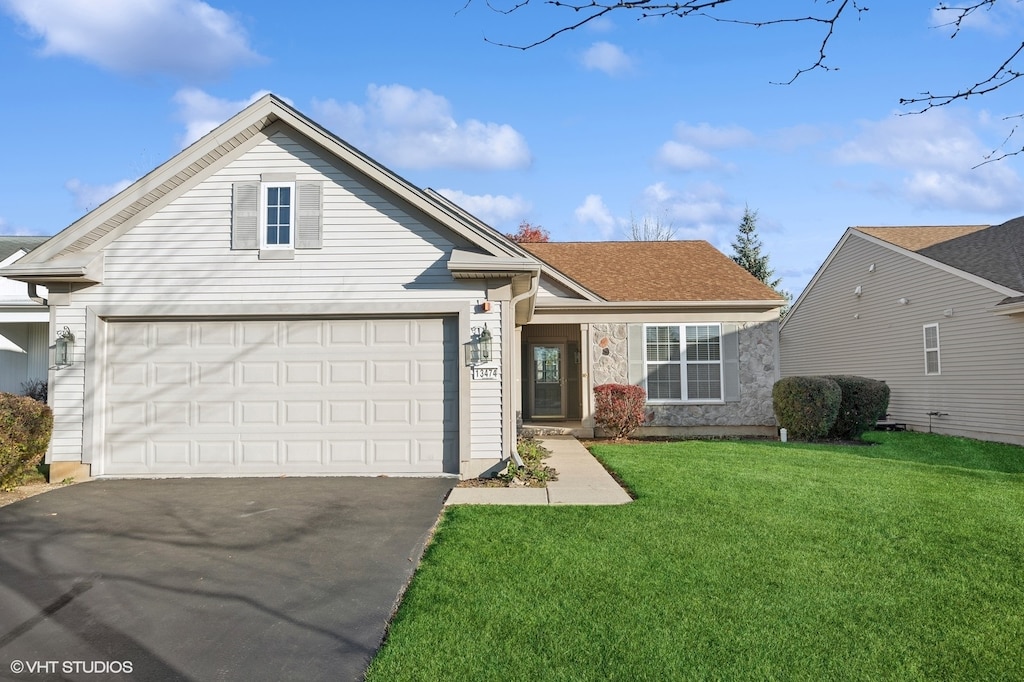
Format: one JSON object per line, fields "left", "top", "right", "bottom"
{"left": 521, "top": 324, "right": 582, "bottom": 422}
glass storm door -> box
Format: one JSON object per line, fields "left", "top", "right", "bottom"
{"left": 530, "top": 343, "right": 565, "bottom": 418}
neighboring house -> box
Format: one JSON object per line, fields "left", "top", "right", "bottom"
{"left": 0, "top": 237, "right": 49, "bottom": 395}
{"left": 1, "top": 95, "right": 784, "bottom": 481}
{"left": 780, "top": 220, "right": 1024, "bottom": 446}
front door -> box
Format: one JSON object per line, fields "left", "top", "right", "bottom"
{"left": 529, "top": 343, "right": 565, "bottom": 418}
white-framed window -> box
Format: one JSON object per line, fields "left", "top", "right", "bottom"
{"left": 644, "top": 323, "right": 723, "bottom": 402}
{"left": 261, "top": 182, "right": 294, "bottom": 248}
{"left": 923, "top": 323, "right": 941, "bottom": 375}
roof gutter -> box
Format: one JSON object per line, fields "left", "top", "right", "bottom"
{"left": 532, "top": 299, "right": 785, "bottom": 313}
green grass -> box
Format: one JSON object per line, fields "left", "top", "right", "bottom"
{"left": 366, "top": 433, "right": 1024, "bottom": 681}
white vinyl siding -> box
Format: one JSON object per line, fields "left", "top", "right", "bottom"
{"left": 923, "top": 323, "right": 940, "bottom": 375}
{"left": 47, "top": 129, "right": 507, "bottom": 468}
{"left": 644, "top": 323, "right": 723, "bottom": 402}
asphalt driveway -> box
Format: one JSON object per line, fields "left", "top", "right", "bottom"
{"left": 0, "top": 477, "right": 455, "bottom": 681}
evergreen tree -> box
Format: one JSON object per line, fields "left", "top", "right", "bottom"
{"left": 731, "top": 206, "right": 781, "bottom": 290}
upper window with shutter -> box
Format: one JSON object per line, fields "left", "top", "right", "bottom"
{"left": 232, "top": 177, "right": 322, "bottom": 257}
{"left": 261, "top": 182, "right": 293, "bottom": 248}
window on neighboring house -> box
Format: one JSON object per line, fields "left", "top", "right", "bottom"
{"left": 644, "top": 324, "right": 723, "bottom": 402}
{"left": 262, "top": 183, "right": 293, "bottom": 248}
{"left": 923, "top": 323, "right": 940, "bottom": 375}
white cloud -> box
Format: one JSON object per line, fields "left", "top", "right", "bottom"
{"left": 834, "top": 110, "right": 1024, "bottom": 213}
{"left": 655, "top": 141, "right": 719, "bottom": 171}
{"left": 655, "top": 122, "right": 753, "bottom": 172}
{"left": 671, "top": 122, "right": 755, "bottom": 149}
{"left": 65, "top": 177, "right": 133, "bottom": 212}
{"left": 638, "top": 182, "right": 734, "bottom": 242}
{"left": 580, "top": 42, "right": 634, "bottom": 76}
{"left": 1, "top": 0, "right": 262, "bottom": 79}
{"left": 173, "top": 88, "right": 281, "bottom": 147}
{"left": 574, "top": 194, "right": 617, "bottom": 238}
{"left": 436, "top": 189, "right": 531, "bottom": 227}
{"left": 312, "top": 85, "right": 531, "bottom": 170}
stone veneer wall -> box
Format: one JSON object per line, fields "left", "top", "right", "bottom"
{"left": 590, "top": 321, "right": 778, "bottom": 428}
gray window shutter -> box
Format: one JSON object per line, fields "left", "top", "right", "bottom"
{"left": 231, "top": 181, "right": 259, "bottom": 250}
{"left": 722, "top": 323, "right": 741, "bottom": 402}
{"left": 627, "top": 324, "right": 645, "bottom": 388}
{"left": 295, "top": 181, "right": 323, "bottom": 249}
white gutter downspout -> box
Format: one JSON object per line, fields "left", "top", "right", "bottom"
{"left": 27, "top": 283, "right": 47, "bottom": 305}
{"left": 505, "top": 270, "right": 540, "bottom": 467}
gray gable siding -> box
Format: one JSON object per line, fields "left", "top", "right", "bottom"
{"left": 781, "top": 233, "right": 1024, "bottom": 445}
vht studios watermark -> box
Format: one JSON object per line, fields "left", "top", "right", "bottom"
{"left": 10, "top": 660, "right": 134, "bottom": 675}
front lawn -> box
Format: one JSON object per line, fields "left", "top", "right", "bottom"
{"left": 367, "top": 433, "right": 1024, "bottom": 681}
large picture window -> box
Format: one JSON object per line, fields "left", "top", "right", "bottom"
{"left": 923, "top": 323, "right": 940, "bottom": 375}
{"left": 644, "top": 324, "right": 723, "bottom": 402}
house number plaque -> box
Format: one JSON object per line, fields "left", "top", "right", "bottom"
{"left": 471, "top": 366, "right": 499, "bottom": 381}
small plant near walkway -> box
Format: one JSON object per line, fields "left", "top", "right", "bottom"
{"left": 499, "top": 437, "right": 556, "bottom": 486}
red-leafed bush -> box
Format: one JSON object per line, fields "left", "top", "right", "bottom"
{"left": 1, "top": 392, "right": 53, "bottom": 491}
{"left": 594, "top": 383, "right": 648, "bottom": 440}
{"left": 505, "top": 221, "right": 550, "bottom": 243}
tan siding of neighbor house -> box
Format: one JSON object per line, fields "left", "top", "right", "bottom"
{"left": 49, "top": 130, "right": 505, "bottom": 465}
{"left": 780, "top": 233, "right": 1024, "bottom": 445}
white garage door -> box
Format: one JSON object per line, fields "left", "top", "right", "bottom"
{"left": 102, "top": 318, "right": 457, "bottom": 476}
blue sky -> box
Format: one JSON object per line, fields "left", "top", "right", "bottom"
{"left": 3, "top": 1, "right": 1024, "bottom": 298}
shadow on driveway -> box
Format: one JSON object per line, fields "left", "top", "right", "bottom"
{"left": 0, "top": 477, "right": 454, "bottom": 681}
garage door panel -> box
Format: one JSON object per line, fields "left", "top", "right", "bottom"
{"left": 373, "top": 320, "right": 411, "bottom": 345}
{"left": 373, "top": 361, "right": 410, "bottom": 384}
{"left": 240, "top": 440, "right": 278, "bottom": 465}
{"left": 153, "top": 402, "right": 190, "bottom": 426}
{"left": 241, "top": 401, "right": 277, "bottom": 426}
{"left": 285, "top": 321, "right": 323, "bottom": 346}
{"left": 153, "top": 441, "right": 190, "bottom": 465}
{"left": 197, "top": 322, "right": 236, "bottom": 347}
{"left": 197, "top": 402, "right": 234, "bottom": 426}
{"left": 328, "top": 321, "right": 366, "bottom": 345}
{"left": 196, "top": 440, "right": 235, "bottom": 465}
{"left": 329, "top": 440, "right": 367, "bottom": 464}
{"left": 103, "top": 318, "right": 457, "bottom": 476}
{"left": 329, "top": 361, "right": 365, "bottom": 385}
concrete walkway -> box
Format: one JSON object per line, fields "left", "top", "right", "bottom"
{"left": 445, "top": 436, "right": 633, "bottom": 506}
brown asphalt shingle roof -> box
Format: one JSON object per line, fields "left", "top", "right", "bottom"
{"left": 521, "top": 241, "right": 785, "bottom": 302}
{"left": 854, "top": 218, "right": 1024, "bottom": 292}
{"left": 854, "top": 225, "right": 988, "bottom": 251}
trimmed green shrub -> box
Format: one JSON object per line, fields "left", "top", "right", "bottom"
{"left": 825, "top": 375, "right": 891, "bottom": 440}
{"left": 594, "top": 383, "right": 648, "bottom": 440}
{"left": 0, "top": 392, "right": 54, "bottom": 491}
{"left": 772, "top": 376, "right": 841, "bottom": 440}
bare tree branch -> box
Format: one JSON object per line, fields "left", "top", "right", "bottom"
{"left": 471, "top": 0, "right": 867, "bottom": 81}
{"left": 974, "top": 114, "right": 1024, "bottom": 168}
{"left": 900, "top": 41, "right": 1024, "bottom": 112}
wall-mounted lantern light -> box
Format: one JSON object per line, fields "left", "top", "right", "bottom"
{"left": 55, "top": 326, "right": 75, "bottom": 368}
{"left": 464, "top": 324, "right": 493, "bottom": 366}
